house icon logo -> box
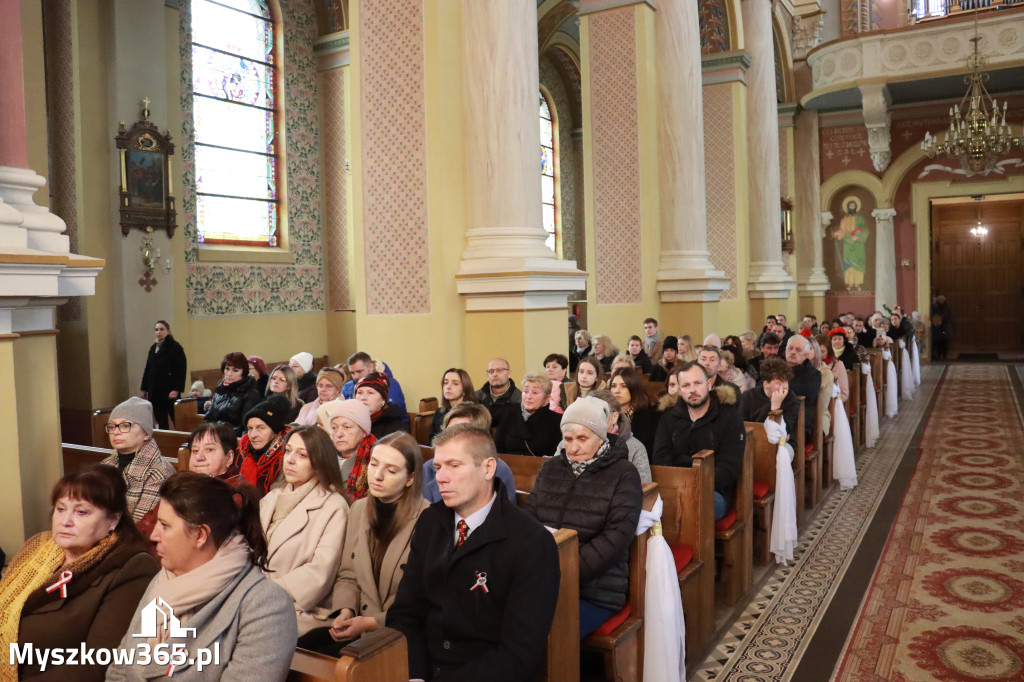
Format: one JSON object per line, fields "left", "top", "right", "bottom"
{"left": 132, "top": 597, "right": 197, "bottom": 639}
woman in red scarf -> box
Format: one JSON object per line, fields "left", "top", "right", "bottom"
{"left": 237, "top": 395, "right": 293, "bottom": 497}
{"left": 324, "top": 399, "right": 377, "bottom": 504}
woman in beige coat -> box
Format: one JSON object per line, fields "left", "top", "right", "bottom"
{"left": 297, "top": 432, "right": 428, "bottom": 656}
{"left": 259, "top": 425, "right": 350, "bottom": 636}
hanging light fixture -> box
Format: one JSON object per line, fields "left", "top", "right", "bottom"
{"left": 920, "top": 12, "right": 1023, "bottom": 173}
{"left": 969, "top": 195, "right": 988, "bottom": 242}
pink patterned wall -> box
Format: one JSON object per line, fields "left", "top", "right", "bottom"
{"left": 320, "top": 68, "right": 351, "bottom": 310}
{"left": 589, "top": 7, "right": 642, "bottom": 305}
{"left": 703, "top": 83, "right": 738, "bottom": 300}
{"left": 359, "top": 0, "right": 430, "bottom": 315}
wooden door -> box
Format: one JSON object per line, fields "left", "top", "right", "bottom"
{"left": 932, "top": 200, "right": 1024, "bottom": 354}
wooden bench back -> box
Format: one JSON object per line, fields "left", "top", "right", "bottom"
{"left": 418, "top": 397, "right": 438, "bottom": 413}
{"left": 497, "top": 453, "right": 545, "bottom": 495}
{"left": 62, "top": 443, "right": 110, "bottom": 475}
{"left": 153, "top": 430, "right": 190, "bottom": 465}
{"left": 650, "top": 453, "right": 714, "bottom": 563}
{"left": 639, "top": 376, "right": 663, "bottom": 406}
{"left": 172, "top": 398, "right": 205, "bottom": 433}
{"left": 544, "top": 529, "right": 580, "bottom": 682}
{"left": 91, "top": 408, "right": 113, "bottom": 448}
{"left": 746, "top": 422, "right": 776, "bottom": 496}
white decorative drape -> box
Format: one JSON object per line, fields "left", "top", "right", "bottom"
{"left": 639, "top": 497, "right": 686, "bottom": 682}
{"left": 883, "top": 350, "right": 898, "bottom": 418}
{"left": 831, "top": 387, "right": 858, "bottom": 490}
{"left": 764, "top": 418, "right": 797, "bottom": 565}
{"left": 899, "top": 340, "right": 915, "bottom": 401}
{"left": 862, "top": 364, "right": 880, "bottom": 448}
{"left": 910, "top": 337, "right": 922, "bottom": 387}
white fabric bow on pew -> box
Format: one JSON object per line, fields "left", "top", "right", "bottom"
{"left": 910, "top": 338, "right": 921, "bottom": 387}
{"left": 861, "top": 363, "right": 879, "bottom": 448}
{"left": 882, "top": 349, "right": 898, "bottom": 418}
{"left": 899, "top": 340, "right": 915, "bottom": 401}
{"left": 830, "top": 383, "right": 857, "bottom": 490}
{"left": 764, "top": 418, "right": 797, "bottom": 565}
{"left": 638, "top": 496, "right": 685, "bottom": 682}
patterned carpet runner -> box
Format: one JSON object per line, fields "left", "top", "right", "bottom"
{"left": 836, "top": 364, "right": 1024, "bottom": 682}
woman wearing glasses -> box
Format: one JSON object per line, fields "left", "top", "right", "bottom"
{"left": 101, "top": 397, "right": 176, "bottom": 527}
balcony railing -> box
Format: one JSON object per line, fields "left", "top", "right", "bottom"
{"left": 911, "top": 0, "right": 1024, "bottom": 22}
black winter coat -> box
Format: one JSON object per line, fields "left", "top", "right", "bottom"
{"left": 740, "top": 384, "right": 801, "bottom": 445}
{"left": 628, "top": 406, "right": 661, "bottom": 456}
{"left": 140, "top": 335, "right": 187, "bottom": 398}
{"left": 570, "top": 344, "right": 591, "bottom": 373}
{"left": 494, "top": 405, "right": 562, "bottom": 457}
{"left": 523, "top": 436, "right": 642, "bottom": 612}
{"left": 788, "top": 359, "right": 821, "bottom": 440}
{"left": 371, "top": 402, "right": 410, "bottom": 440}
{"left": 630, "top": 349, "right": 653, "bottom": 374}
{"left": 204, "top": 374, "right": 262, "bottom": 434}
{"left": 652, "top": 386, "right": 746, "bottom": 506}
{"left": 297, "top": 371, "right": 318, "bottom": 404}
{"left": 387, "top": 482, "right": 560, "bottom": 682}
{"left": 474, "top": 380, "right": 522, "bottom": 431}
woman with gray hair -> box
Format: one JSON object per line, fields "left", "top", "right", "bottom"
{"left": 523, "top": 397, "right": 643, "bottom": 638}
{"left": 493, "top": 371, "right": 562, "bottom": 456}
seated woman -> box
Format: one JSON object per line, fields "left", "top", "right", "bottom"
{"left": 237, "top": 395, "right": 294, "bottom": 497}
{"left": 296, "top": 367, "right": 346, "bottom": 426}
{"left": 494, "top": 372, "right": 563, "bottom": 457}
{"left": 676, "top": 334, "right": 698, "bottom": 363}
{"left": 563, "top": 356, "right": 606, "bottom": 406}
{"left": 609, "top": 368, "right": 661, "bottom": 455}
{"left": 0, "top": 466, "right": 159, "bottom": 681}
{"left": 610, "top": 354, "right": 635, "bottom": 373}
{"left": 429, "top": 368, "right": 475, "bottom": 440}
{"left": 543, "top": 353, "right": 570, "bottom": 413}
{"left": 589, "top": 389, "right": 652, "bottom": 483}
{"left": 523, "top": 397, "right": 643, "bottom": 638}
{"left": 589, "top": 334, "right": 619, "bottom": 373}
{"left": 626, "top": 335, "right": 653, "bottom": 374}
{"left": 102, "top": 397, "right": 175, "bottom": 524}
{"left": 296, "top": 433, "right": 428, "bottom": 655}
{"left": 259, "top": 426, "right": 349, "bottom": 636}
{"left": 570, "top": 329, "right": 592, "bottom": 373}
{"left": 355, "top": 372, "right": 408, "bottom": 439}
{"left": 107, "top": 473, "right": 297, "bottom": 680}
{"left": 648, "top": 335, "right": 679, "bottom": 382}
{"left": 325, "top": 399, "right": 377, "bottom": 504}
{"left": 244, "top": 356, "right": 267, "bottom": 396}
{"left": 265, "top": 364, "right": 304, "bottom": 422}
{"left": 188, "top": 421, "right": 247, "bottom": 487}
{"left": 819, "top": 332, "right": 850, "bottom": 403}
{"left": 719, "top": 349, "right": 754, "bottom": 393}
{"left": 204, "top": 351, "right": 263, "bottom": 434}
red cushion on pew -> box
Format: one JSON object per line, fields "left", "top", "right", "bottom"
{"left": 715, "top": 508, "right": 737, "bottom": 532}
{"left": 668, "top": 543, "right": 693, "bottom": 571}
{"left": 805, "top": 443, "right": 814, "bottom": 455}
{"left": 752, "top": 480, "right": 771, "bottom": 500}
{"left": 592, "top": 605, "right": 631, "bottom": 637}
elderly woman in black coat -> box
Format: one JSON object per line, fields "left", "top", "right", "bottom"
{"left": 140, "top": 320, "right": 187, "bottom": 429}
{"left": 522, "top": 396, "right": 642, "bottom": 638}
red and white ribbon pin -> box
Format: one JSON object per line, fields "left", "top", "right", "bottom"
{"left": 46, "top": 570, "right": 73, "bottom": 599}
{"left": 471, "top": 571, "right": 488, "bottom": 593}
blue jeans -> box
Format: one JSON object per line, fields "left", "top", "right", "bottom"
{"left": 713, "top": 491, "right": 728, "bottom": 522}
{"left": 579, "top": 600, "right": 616, "bottom": 639}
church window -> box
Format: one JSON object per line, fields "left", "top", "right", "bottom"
{"left": 540, "top": 91, "right": 560, "bottom": 256}
{"left": 191, "top": 0, "right": 280, "bottom": 246}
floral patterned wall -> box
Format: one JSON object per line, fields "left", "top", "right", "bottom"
{"left": 178, "top": 1, "right": 325, "bottom": 316}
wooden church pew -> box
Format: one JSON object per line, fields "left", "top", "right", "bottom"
{"left": 804, "top": 397, "right": 823, "bottom": 510}
{"left": 846, "top": 364, "right": 862, "bottom": 450}
{"left": 173, "top": 397, "right": 205, "bottom": 433}
{"left": 91, "top": 407, "right": 113, "bottom": 448}
{"left": 152, "top": 429, "right": 190, "bottom": 465}
{"left": 62, "top": 443, "right": 110, "bottom": 475}
{"left": 795, "top": 397, "right": 807, "bottom": 529}
{"left": 715, "top": 430, "right": 754, "bottom": 606}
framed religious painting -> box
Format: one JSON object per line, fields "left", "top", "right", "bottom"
{"left": 115, "top": 104, "right": 177, "bottom": 237}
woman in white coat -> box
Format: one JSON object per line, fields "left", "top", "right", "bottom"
{"left": 259, "top": 425, "right": 350, "bottom": 635}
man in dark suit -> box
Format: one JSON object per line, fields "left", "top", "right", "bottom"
{"left": 387, "top": 424, "right": 560, "bottom": 682}
{"left": 784, "top": 335, "right": 821, "bottom": 443}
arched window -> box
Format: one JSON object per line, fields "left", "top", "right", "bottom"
{"left": 191, "top": 0, "right": 280, "bottom": 246}
{"left": 540, "top": 91, "right": 560, "bottom": 257}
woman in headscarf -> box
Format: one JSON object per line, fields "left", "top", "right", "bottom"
{"left": 354, "top": 372, "right": 408, "bottom": 439}
{"left": 295, "top": 367, "right": 347, "bottom": 426}
{"left": 237, "top": 395, "right": 294, "bottom": 497}
{"left": 324, "top": 400, "right": 377, "bottom": 505}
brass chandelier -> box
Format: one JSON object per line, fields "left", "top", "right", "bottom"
{"left": 920, "top": 16, "right": 1022, "bottom": 173}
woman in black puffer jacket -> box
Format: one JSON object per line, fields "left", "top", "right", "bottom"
{"left": 522, "top": 396, "right": 642, "bottom": 639}
{"left": 204, "top": 351, "right": 263, "bottom": 435}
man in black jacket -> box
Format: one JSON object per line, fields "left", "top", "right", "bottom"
{"left": 387, "top": 425, "right": 560, "bottom": 682}
{"left": 474, "top": 358, "right": 522, "bottom": 430}
{"left": 785, "top": 335, "right": 821, "bottom": 443}
{"left": 740, "top": 357, "right": 800, "bottom": 441}
{"left": 652, "top": 362, "right": 746, "bottom": 521}
{"left": 698, "top": 345, "right": 740, "bottom": 401}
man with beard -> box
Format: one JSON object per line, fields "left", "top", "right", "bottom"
{"left": 651, "top": 362, "right": 745, "bottom": 522}
{"left": 698, "top": 345, "right": 740, "bottom": 402}
{"left": 474, "top": 357, "right": 522, "bottom": 430}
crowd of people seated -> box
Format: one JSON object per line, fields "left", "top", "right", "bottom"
{"left": 0, "top": 309, "right": 922, "bottom": 680}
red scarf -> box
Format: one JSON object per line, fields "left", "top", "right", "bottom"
{"left": 345, "top": 434, "right": 376, "bottom": 501}
{"left": 239, "top": 427, "right": 291, "bottom": 495}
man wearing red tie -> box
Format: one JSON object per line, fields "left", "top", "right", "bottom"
{"left": 387, "top": 424, "right": 560, "bottom": 682}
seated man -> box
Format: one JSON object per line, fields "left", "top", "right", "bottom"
{"left": 474, "top": 357, "right": 522, "bottom": 430}
{"left": 387, "top": 425, "right": 560, "bottom": 682}
{"left": 651, "top": 362, "right": 746, "bottom": 522}
{"left": 698, "top": 345, "right": 740, "bottom": 401}
{"left": 739, "top": 357, "right": 800, "bottom": 443}
{"left": 341, "top": 351, "right": 408, "bottom": 419}
{"left": 785, "top": 335, "right": 821, "bottom": 444}
{"left": 749, "top": 331, "right": 781, "bottom": 378}
{"left": 642, "top": 317, "right": 663, "bottom": 362}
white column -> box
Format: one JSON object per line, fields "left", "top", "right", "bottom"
{"left": 742, "top": 0, "right": 794, "bottom": 299}
{"left": 456, "top": 0, "right": 584, "bottom": 310}
{"left": 872, "top": 207, "right": 898, "bottom": 309}
{"left": 796, "top": 110, "right": 828, "bottom": 296}
{"left": 655, "top": 0, "right": 728, "bottom": 302}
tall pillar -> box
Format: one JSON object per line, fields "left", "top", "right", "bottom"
{"left": 795, "top": 109, "right": 829, "bottom": 317}
{"left": 655, "top": 0, "right": 729, "bottom": 332}
{"left": 872, "top": 208, "right": 898, "bottom": 309}
{"left": 742, "top": 0, "right": 794, "bottom": 313}
{"left": 456, "top": 0, "right": 585, "bottom": 312}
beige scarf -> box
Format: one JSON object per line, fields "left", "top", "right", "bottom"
{"left": 267, "top": 478, "right": 318, "bottom": 535}
{"left": 145, "top": 533, "right": 251, "bottom": 645}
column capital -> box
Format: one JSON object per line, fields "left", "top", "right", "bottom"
{"left": 871, "top": 207, "right": 897, "bottom": 221}
{"left": 656, "top": 251, "right": 731, "bottom": 302}
{"left": 747, "top": 262, "right": 797, "bottom": 299}
{"left": 313, "top": 31, "right": 350, "bottom": 71}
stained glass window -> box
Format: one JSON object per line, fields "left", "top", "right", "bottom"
{"left": 191, "top": 0, "right": 279, "bottom": 246}
{"left": 540, "top": 92, "right": 559, "bottom": 256}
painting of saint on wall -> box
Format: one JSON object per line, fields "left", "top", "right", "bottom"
{"left": 825, "top": 189, "right": 876, "bottom": 292}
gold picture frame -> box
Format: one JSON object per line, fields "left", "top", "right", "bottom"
{"left": 115, "top": 110, "right": 176, "bottom": 237}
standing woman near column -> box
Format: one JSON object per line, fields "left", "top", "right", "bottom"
{"left": 140, "top": 320, "right": 187, "bottom": 430}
